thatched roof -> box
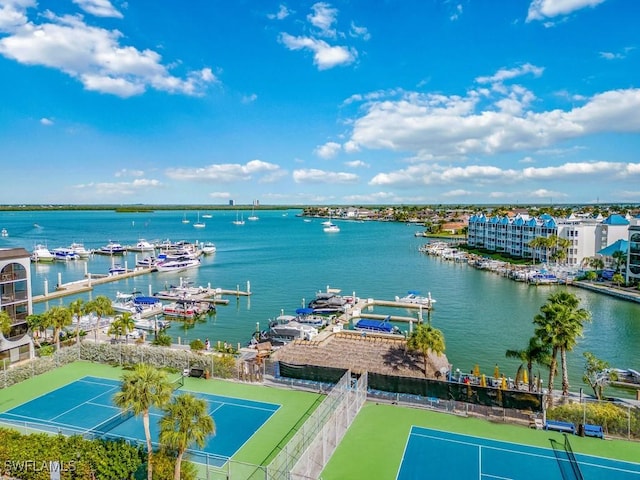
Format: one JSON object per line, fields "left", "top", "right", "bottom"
{"left": 271, "top": 331, "right": 449, "bottom": 378}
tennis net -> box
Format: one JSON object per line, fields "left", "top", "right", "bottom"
{"left": 85, "top": 410, "right": 134, "bottom": 439}
{"left": 171, "top": 374, "right": 185, "bottom": 392}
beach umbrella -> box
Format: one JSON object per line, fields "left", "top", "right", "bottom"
{"left": 500, "top": 375, "right": 507, "bottom": 390}
{"left": 523, "top": 369, "right": 528, "bottom": 386}
{"left": 473, "top": 364, "right": 480, "bottom": 377}
{"left": 480, "top": 374, "right": 486, "bottom": 387}
{"left": 493, "top": 364, "right": 500, "bottom": 379}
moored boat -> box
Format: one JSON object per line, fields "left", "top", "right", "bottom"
{"left": 96, "top": 241, "right": 126, "bottom": 255}
{"left": 395, "top": 291, "right": 436, "bottom": 308}
{"left": 155, "top": 256, "right": 201, "bottom": 273}
{"left": 52, "top": 247, "right": 80, "bottom": 261}
{"left": 126, "top": 239, "right": 155, "bottom": 252}
{"left": 354, "top": 316, "right": 402, "bottom": 335}
{"left": 31, "top": 244, "right": 55, "bottom": 263}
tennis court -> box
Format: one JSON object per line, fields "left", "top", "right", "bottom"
{"left": 398, "top": 426, "right": 640, "bottom": 480}
{"left": 0, "top": 376, "right": 280, "bottom": 467}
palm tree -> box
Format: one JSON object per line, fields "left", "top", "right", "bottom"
{"left": 505, "top": 336, "right": 551, "bottom": 392}
{"left": 612, "top": 250, "right": 627, "bottom": 273}
{"left": 109, "top": 312, "right": 136, "bottom": 342}
{"left": 0, "top": 310, "right": 12, "bottom": 337}
{"left": 85, "top": 295, "right": 114, "bottom": 341}
{"left": 159, "top": 393, "right": 215, "bottom": 480}
{"left": 588, "top": 256, "right": 605, "bottom": 271}
{"left": 406, "top": 323, "right": 446, "bottom": 377}
{"left": 113, "top": 364, "right": 173, "bottom": 480}
{"left": 528, "top": 236, "right": 551, "bottom": 263}
{"left": 43, "top": 305, "right": 73, "bottom": 350}
{"left": 26, "top": 313, "right": 46, "bottom": 346}
{"left": 534, "top": 292, "right": 591, "bottom": 402}
{"left": 69, "top": 298, "right": 86, "bottom": 346}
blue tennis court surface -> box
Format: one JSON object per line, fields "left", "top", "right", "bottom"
{"left": 0, "top": 376, "right": 280, "bottom": 466}
{"left": 398, "top": 426, "right": 640, "bottom": 480}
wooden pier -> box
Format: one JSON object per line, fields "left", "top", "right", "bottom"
{"left": 32, "top": 266, "right": 251, "bottom": 305}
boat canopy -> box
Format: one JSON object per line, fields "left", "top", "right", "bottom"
{"left": 355, "top": 316, "right": 393, "bottom": 333}
{"left": 295, "top": 307, "right": 314, "bottom": 315}
{"left": 134, "top": 296, "right": 161, "bottom": 305}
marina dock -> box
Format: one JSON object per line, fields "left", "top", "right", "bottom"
{"left": 32, "top": 266, "right": 251, "bottom": 304}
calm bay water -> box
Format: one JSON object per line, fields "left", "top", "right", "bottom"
{"left": 1, "top": 209, "right": 639, "bottom": 393}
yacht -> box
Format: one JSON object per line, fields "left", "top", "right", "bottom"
{"left": 52, "top": 247, "right": 80, "bottom": 261}
{"left": 126, "top": 239, "right": 155, "bottom": 252}
{"left": 162, "top": 300, "right": 213, "bottom": 318}
{"left": 233, "top": 211, "right": 245, "bottom": 225}
{"left": 31, "top": 244, "right": 55, "bottom": 263}
{"left": 69, "top": 242, "right": 91, "bottom": 258}
{"left": 112, "top": 292, "right": 163, "bottom": 317}
{"left": 247, "top": 207, "right": 259, "bottom": 221}
{"left": 96, "top": 241, "right": 126, "bottom": 255}
{"left": 323, "top": 223, "right": 340, "bottom": 233}
{"left": 1, "top": 228, "right": 8, "bottom": 237}
{"left": 108, "top": 264, "right": 127, "bottom": 275}
{"left": 193, "top": 212, "right": 206, "bottom": 229}
{"left": 155, "top": 256, "right": 201, "bottom": 273}
{"left": 136, "top": 255, "right": 159, "bottom": 268}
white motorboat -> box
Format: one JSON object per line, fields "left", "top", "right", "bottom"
{"left": 69, "top": 242, "right": 90, "bottom": 258}
{"left": 112, "top": 292, "right": 163, "bottom": 317}
{"left": 162, "top": 300, "right": 214, "bottom": 318}
{"left": 136, "top": 255, "right": 159, "bottom": 268}
{"left": 134, "top": 317, "right": 170, "bottom": 331}
{"left": 323, "top": 223, "right": 340, "bottom": 233}
{"left": 126, "top": 239, "right": 155, "bottom": 252}
{"left": 31, "top": 244, "right": 55, "bottom": 262}
{"left": 395, "top": 291, "right": 436, "bottom": 308}
{"left": 108, "top": 264, "right": 127, "bottom": 275}
{"left": 0, "top": 228, "right": 7, "bottom": 237}
{"left": 201, "top": 242, "right": 216, "bottom": 255}
{"left": 96, "top": 241, "right": 126, "bottom": 255}
{"left": 156, "top": 256, "right": 201, "bottom": 273}
{"left": 52, "top": 247, "right": 80, "bottom": 261}
{"left": 265, "top": 319, "right": 318, "bottom": 345}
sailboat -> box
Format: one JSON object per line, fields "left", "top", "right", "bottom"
{"left": 232, "top": 211, "right": 245, "bottom": 225}
{"left": 247, "top": 206, "right": 259, "bottom": 221}
{"left": 181, "top": 212, "right": 190, "bottom": 224}
{"left": 193, "top": 212, "right": 206, "bottom": 229}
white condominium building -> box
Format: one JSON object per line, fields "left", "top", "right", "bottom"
{"left": 467, "top": 213, "right": 630, "bottom": 267}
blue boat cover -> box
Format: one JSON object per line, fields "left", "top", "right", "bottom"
{"left": 296, "top": 307, "right": 315, "bottom": 315}
{"left": 355, "top": 316, "right": 393, "bottom": 332}
{"left": 134, "top": 296, "right": 160, "bottom": 305}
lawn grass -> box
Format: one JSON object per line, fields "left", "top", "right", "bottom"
{"left": 321, "top": 402, "right": 640, "bottom": 479}
{"left": 0, "top": 361, "right": 322, "bottom": 470}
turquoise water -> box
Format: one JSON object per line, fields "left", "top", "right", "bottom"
{"left": 1, "top": 209, "right": 639, "bottom": 393}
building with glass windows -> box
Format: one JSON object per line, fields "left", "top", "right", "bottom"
{"left": 0, "top": 248, "right": 34, "bottom": 364}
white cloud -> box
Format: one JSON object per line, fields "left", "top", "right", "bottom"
{"left": 367, "top": 160, "right": 640, "bottom": 189}
{"left": 73, "top": 178, "right": 162, "bottom": 196}
{"left": 475, "top": 63, "right": 544, "bottom": 85}
{"left": 442, "top": 189, "right": 472, "bottom": 197}
{"left": 307, "top": 2, "right": 338, "bottom": 38}
{"left": 72, "top": 0, "right": 123, "bottom": 18}
{"left": 344, "top": 160, "right": 369, "bottom": 168}
{"left": 267, "top": 4, "right": 291, "bottom": 20}
{"left": 39, "top": 117, "right": 53, "bottom": 125}
{"left": 114, "top": 168, "right": 144, "bottom": 178}
{"left": 279, "top": 33, "right": 356, "bottom": 70}
{"left": 0, "top": 6, "right": 217, "bottom": 97}
{"left": 345, "top": 76, "right": 640, "bottom": 158}
{"left": 241, "top": 93, "right": 257, "bottom": 104}
{"left": 450, "top": 4, "right": 463, "bottom": 21}
{"left": 208, "top": 191, "right": 231, "bottom": 199}
{"left": 165, "top": 160, "right": 284, "bottom": 183}
{"left": 526, "top": 0, "right": 607, "bottom": 22}
{"left": 530, "top": 188, "right": 568, "bottom": 198}
{"left": 314, "top": 141, "right": 341, "bottom": 159}
{"left": 349, "top": 22, "right": 370, "bottom": 41}
{"left": 292, "top": 168, "right": 358, "bottom": 184}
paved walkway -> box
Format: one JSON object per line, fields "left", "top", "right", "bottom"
{"left": 572, "top": 280, "right": 640, "bottom": 304}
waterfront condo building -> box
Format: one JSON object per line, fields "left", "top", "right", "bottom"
{"left": 467, "top": 213, "right": 630, "bottom": 267}
{"left": 0, "top": 248, "right": 34, "bottom": 364}
{"left": 628, "top": 216, "right": 640, "bottom": 283}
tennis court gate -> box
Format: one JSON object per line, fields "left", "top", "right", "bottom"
{"left": 266, "top": 370, "right": 367, "bottom": 480}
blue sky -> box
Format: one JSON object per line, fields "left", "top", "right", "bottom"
{"left": 0, "top": 0, "right": 638, "bottom": 206}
